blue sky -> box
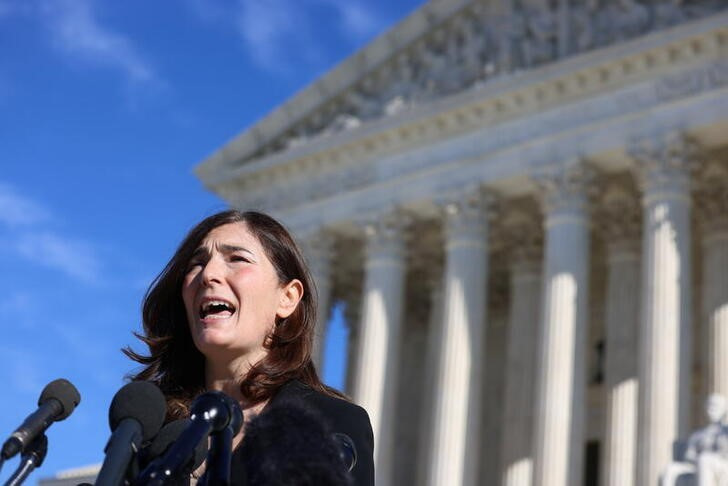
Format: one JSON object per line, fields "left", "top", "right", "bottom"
{"left": 0, "top": 0, "right": 422, "bottom": 480}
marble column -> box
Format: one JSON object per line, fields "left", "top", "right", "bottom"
{"left": 352, "top": 213, "right": 407, "bottom": 486}
{"left": 301, "top": 231, "right": 334, "bottom": 371}
{"left": 630, "top": 133, "right": 695, "bottom": 486}
{"left": 532, "top": 163, "right": 592, "bottom": 486}
{"left": 599, "top": 180, "right": 641, "bottom": 486}
{"left": 427, "top": 188, "right": 490, "bottom": 486}
{"left": 415, "top": 271, "right": 444, "bottom": 486}
{"left": 695, "top": 159, "right": 728, "bottom": 399}
{"left": 499, "top": 205, "right": 542, "bottom": 486}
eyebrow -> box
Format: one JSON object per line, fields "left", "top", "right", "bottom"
{"left": 189, "top": 244, "right": 255, "bottom": 260}
{"left": 219, "top": 244, "right": 254, "bottom": 256}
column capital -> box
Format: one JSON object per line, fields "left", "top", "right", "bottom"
{"left": 596, "top": 176, "right": 641, "bottom": 257}
{"left": 498, "top": 203, "right": 543, "bottom": 268}
{"left": 357, "top": 209, "right": 410, "bottom": 264}
{"left": 694, "top": 158, "right": 728, "bottom": 237}
{"left": 298, "top": 228, "right": 336, "bottom": 273}
{"left": 532, "top": 160, "right": 594, "bottom": 222}
{"left": 628, "top": 131, "right": 698, "bottom": 201}
{"left": 435, "top": 185, "right": 495, "bottom": 245}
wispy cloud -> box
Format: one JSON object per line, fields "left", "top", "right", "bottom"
{"left": 13, "top": 231, "right": 102, "bottom": 284}
{"left": 237, "top": 0, "right": 320, "bottom": 74}
{"left": 0, "top": 0, "right": 157, "bottom": 86}
{"left": 0, "top": 181, "right": 103, "bottom": 284}
{"left": 0, "top": 346, "right": 46, "bottom": 395}
{"left": 188, "top": 0, "right": 386, "bottom": 75}
{"left": 317, "top": 0, "right": 382, "bottom": 39}
{"left": 40, "top": 0, "right": 155, "bottom": 84}
{"left": 0, "top": 182, "right": 51, "bottom": 226}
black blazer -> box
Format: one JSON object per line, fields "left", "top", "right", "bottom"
{"left": 232, "top": 380, "right": 374, "bottom": 485}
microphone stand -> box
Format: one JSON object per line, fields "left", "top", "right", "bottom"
{"left": 3, "top": 434, "right": 48, "bottom": 486}
{"left": 197, "top": 426, "right": 233, "bottom": 486}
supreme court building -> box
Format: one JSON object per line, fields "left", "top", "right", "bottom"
{"left": 195, "top": 1, "right": 728, "bottom": 485}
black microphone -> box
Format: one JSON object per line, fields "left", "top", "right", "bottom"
{"left": 238, "top": 402, "right": 354, "bottom": 485}
{"left": 1, "top": 378, "right": 80, "bottom": 461}
{"left": 138, "top": 420, "right": 208, "bottom": 482}
{"left": 198, "top": 393, "right": 243, "bottom": 486}
{"left": 3, "top": 433, "right": 48, "bottom": 486}
{"left": 135, "top": 391, "right": 236, "bottom": 486}
{"left": 95, "top": 381, "right": 166, "bottom": 486}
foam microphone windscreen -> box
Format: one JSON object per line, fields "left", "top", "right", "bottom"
{"left": 39, "top": 378, "right": 81, "bottom": 420}
{"left": 140, "top": 419, "right": 208, "bottom": 473}
{"left": 108, "top": 381, "right": 166, "bottom": 442}
{"left": 238, "top": 402, "right": 353, "bottom": 486}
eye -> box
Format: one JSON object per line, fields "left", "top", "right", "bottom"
{"left": 186, "top": 260, "right": 204, "bottom": 272}
{"left": 230, "top": 254, "right": 250, "bottom": 263}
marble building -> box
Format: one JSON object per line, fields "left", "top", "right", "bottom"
{"left": 195, "top": 1, "right": 728, "bottom": 485}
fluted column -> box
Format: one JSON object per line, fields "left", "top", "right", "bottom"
{"left": 599, "top": 179, "right": 640, "bottom": 486}
{"left": 352, "top": 213, "right": 407, "bottom": 486}
{"left": 416, "top": 270, "right": 444, "bottom": 486}
{"left": 695, "top": 158, "right": 728, "bottom": 398}
{"left": 301, "top": 231, "right": 334, "bottom": 370}
{"left": 631, "top": 133, "right": 695, "bottom": 486}
{"left": 532, "top": 163, "right": 592, "bottom": 486}
{"left": 427, "top": 188, "right": 490, "bottom": 486}
{"left": 499, "top": 205, "right": 542, "bottom": 486}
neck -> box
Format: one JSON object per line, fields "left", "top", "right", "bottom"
{"left": 204, "top": 348, "right": 268, "bottom": 406}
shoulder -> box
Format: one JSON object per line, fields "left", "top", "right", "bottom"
{"left": 272, "top": 380, "right": 373, "bottom": 448}
{"left": 272, "top": 380, "right": 374, "bottom": 486}
{"left": 277, "top": 381, "right": 366, "bottom": 419}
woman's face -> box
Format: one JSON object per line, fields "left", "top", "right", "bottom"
{"left": 181, "top": 222, "right": 300, "bottom": 360}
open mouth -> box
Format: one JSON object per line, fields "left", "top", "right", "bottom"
{"left": 199, "top": 299, "right": 236, "bottom": 319}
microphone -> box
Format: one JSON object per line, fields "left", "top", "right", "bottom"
{"left": 95, "top": 381, "right": 166, "bottom": 486}
{"left": 1, "top": 378, "right": 80, "bottom": 461}
{"left": 135, "top": 391, "right": 236, "bottom": 486}
{"left": 238, "top": 402, "right": 354, "bottom": 485}
{"left": 198, "top": 393, "right": 243, "bottom": 486}
{"left": 138, "top": 420, "right": 207, "bottom": 479}
{"left": 3, "top": 434, "right": 48, "bottom": 486}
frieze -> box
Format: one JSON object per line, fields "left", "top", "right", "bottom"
{"left": 656, "top": 60, "right": 728, "bottom": 101}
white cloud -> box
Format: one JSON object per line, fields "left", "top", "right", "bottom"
{"left": 237, "top": 0, "right": 318, "bottom": 74}
{"left": 318, "top": 0, "right": 382, "bottom": 39}
{"left": 39, "top": 0, "right": 156, "bottom": 84}
{"left": 13, "top": 231, "right": 102, "bottom": 284}
{"left": 0, "top": 181, "right": 104, "bottom": 284}
{"left": 0, "top": 182, "right": 51, "bottom": 226}
{"left": 0, "top": 346, "right": 46, "bottom": 396}
{"left": 190, "top": 0, "right": 385, "bottom": 75}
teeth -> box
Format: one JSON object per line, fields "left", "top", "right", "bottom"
{"left": 199, "top": 300, "right": 235, "bottom": 318}
{"left": 202, "top": 300, "right": 230, "bottom": 312}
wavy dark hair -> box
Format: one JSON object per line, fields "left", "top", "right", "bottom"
{"left": 124, "top": 210, "right": 343, "bottom": 420}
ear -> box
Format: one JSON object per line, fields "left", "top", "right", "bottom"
{"left": 276, "top": 279, "right": 304, "bottom": 319}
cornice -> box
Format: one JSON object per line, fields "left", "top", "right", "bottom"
{"left": 196, "top": 0, "right": 471, "bottom": 180}
{"left": 202, "top": 15, "right": 727, "bottom": 205}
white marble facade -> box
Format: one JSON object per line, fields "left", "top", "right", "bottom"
{"left": 197, "top": 1, "right": 728, "bottom": 484}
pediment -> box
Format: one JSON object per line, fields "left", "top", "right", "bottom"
{"left": 196, "top": 0, "right": 724, "bottom": 178}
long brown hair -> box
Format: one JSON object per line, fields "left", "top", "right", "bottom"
{"left": 124, "top": 210, "right": 343, "bottom": 420}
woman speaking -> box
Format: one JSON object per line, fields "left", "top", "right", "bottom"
{"left": 124, "top": 210, "right": 374, "bottom": 485}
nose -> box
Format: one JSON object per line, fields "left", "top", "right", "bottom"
{"left": 200, "top": 256, "right": 224, "bottom": 286}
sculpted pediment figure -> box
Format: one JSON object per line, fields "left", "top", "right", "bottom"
{"left": 602, "top": 0, "right": 650, "bottom": 42}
